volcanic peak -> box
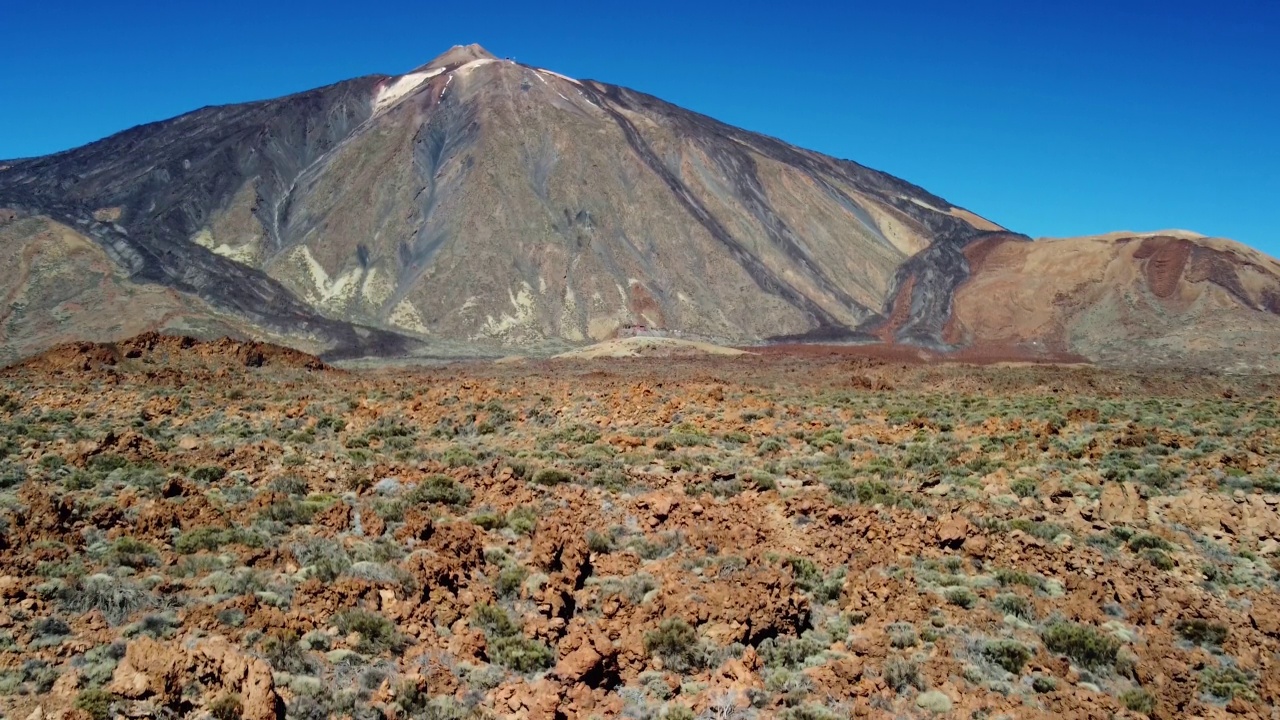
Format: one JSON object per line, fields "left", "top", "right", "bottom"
{"left": 414, "top": 43, "right": 498, "bottom": 73}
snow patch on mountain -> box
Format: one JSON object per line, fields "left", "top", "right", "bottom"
{"left": 374, "top": 67, "right": 445, "bottom": 113}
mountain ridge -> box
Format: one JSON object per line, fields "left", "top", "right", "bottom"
{"left": 2, "top": 45, "right": 1278, "bottom": 369}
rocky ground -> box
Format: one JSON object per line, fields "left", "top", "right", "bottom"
{"left": 0, "top": 335, "right": 1278, "bottom": 720}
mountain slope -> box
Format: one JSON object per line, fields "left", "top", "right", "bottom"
{"left": 0, "top": 45, "right": 1004, "bottom": 353}
{"left": 947, "top": 232, "right": 1280, "bottom": 370}
{"left": 2, "top": 44, "right": 1278, "bottom": 368}
{"left": 0, "top": 214, "right": 255, "bottom": 366}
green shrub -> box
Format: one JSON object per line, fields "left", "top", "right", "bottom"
{"left": 39, "top": 455, "right": 65, "bottom": 470}
{"left": 684, "top": 478, "right": 745, "bottom": 499}
{"left": 268, "top": 475, "right": 308, "bottom": 496}
{"left": 441, "top": 446, "right": 477, "bottom": 468}
{"left": 78, "top": 642, "right": 123, "bottom": 687}
{"left": 888, "top": 622, "right": 917, "bottom": 649}
{"left": 757, "top": 437, "right": 786, "bottom": 455}
{"left": 472, "top": 603, "right": 520, "bottom": 638}
{"left": 63, "top": 574, "right": 153, "bottom": 626}
{"left": 644, "top": 618, "right": 707, "bottom": 673}
{"left": 763, "top": 667, "right": 813, "bottom": 704}
{"left": 1031, "top": 676, "right": 1056, "bottom": 693}
{"left": 784, "top": 557, "right": 823, "bottom": 591}
{"left": 1136, "top": 464, "right": 1183, "bottom": 490}
{"left": 63, "top": 469, "right": 99, "bottom": 490}
{"left": 777, "top": 705, "right": 842, "bottom": 720}
{"left": 807, "top": 429, "right": 844, "bottom": 449}
{"left": 333, "top": 609, "right": 403, "bottom": 654}
{"left": 992, "top": 593, "right": 1035, "bottom": 620}
{"left": 507, "top": 506, "right": 538, "bottom": 535}
{"left": 1128, "top": 534, "right": 1173, "bottom": 552}
{"left": 1042, "top": 623, "right": 1120, "bottom": 669}
{"left": 882, "top": 656, "right": 926, "bottom": 693}
{"left": 1010, "top": 478, "right": 1039, "bottom": 498}
{"left": 828, "top": 479, "right": 912, "bottom": 508}
{"left": 103, "top": 537, "right": 159, "bottom": 569}
{"left": 495, "top": 566, "right": 528, "bottom": 598}
{"left": 88, "top": 454, "right": 130, "bottom": 473}
{"left": 75, "top": 688, "right": 115, "bottom": 720}
{"left": 1009, "top": 518, "right": 1067, "bottom": 541}
{"left": 261, "top": 630, "right": 310, "bottom": 673}
{"left": 1120, "top": 688, "right": 1156, "bottom": 714}
{"left": 407, "top": 475, "right": 471, "bottom": 507}
{"left": 664, "top": 706, "right": 697, "bottom": 720}
{"left": 488, "top": 634, "right": 554, "bottom": 672}
{"left": 0, "top": 462, "right": 26, "bottom": 489}
{"left": 1, "top": 659, "right": 60, "bottom": 694}
{"left": 944, "top": 587, "right": 978, "bottom": 609}
{"left": 317, "top": 415, "right": 346, "bottom": 432}
{"left": 191, "top": 465, "right": 227, "bottom": 483}
{"left": 1140, "top": 548, "right": 1175, "bottom": 571}
{"left": 209, "top": 693, "right": 243, "bottom": 720}
{"left": 994, "top": 568, "right": 1047, "bottom": 592}
{"left": 292, "top": 538, "right": 351, "bottom": 582}
{"left": 175, "top": 526, "right": 260, "bottom": 554}
{"left": 365, "top": 418, "right": 415, "bottom": 440}
{"left": 469, "top": 603, "right": 552, "bottom": 672}
{"left": 540, "top": 424, "right": 601, "bottom": 447}
{"left": 981, "top": 639, "right": 1031, "bottom": 674}
{"left": 471, "top": 509, "right": 506, "bottom": 531}
{"left": 586, "top": 530, "right": 615, "bottom": 554}
{"left": 758, "top": 633, "right": 826, "bottom": 670}
{"left": 1200, "top": 665, "right": 1256, "bottom": 702}
{"left": 31, "top": 617, "right": 70, "bottom": 644}
{"left": 125, "top": 613, "right": 178, "bottom": 639}
{"left": 631, "top": 531, "right": 684, "bottom": 560}
{"left": 258, "top": 498, "right": 318, "bottom": 526}
{"left": 595, "top": 573, "right": 658, "bottom": 605}
{"left": 532, "top": 468, "right": 573, "bottom": 486}
{"left": 667, "top": 430, "right": 711, "bottom": 448}
{"left": 1175, "top": 619, "right": 1227, "bottom": 647}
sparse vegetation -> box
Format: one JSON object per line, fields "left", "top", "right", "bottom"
{"left": 333, "top": 609, "right": 404, "bottom": 654}
{"left": 61, "top": 574, "right": 153, "bottom": 626}
{"left": 74, "top": 689, "right": 115, "bottom": 720}
{"left": 471, "top": 604, "right": 553, "bottom": 672}
{"left": 1200, "top": 665, "right": 1257, "bottom": 702}
{"left": 1042, "top": 622, "right": 1120, "bottom": 669}
{"left": 1175, "top": 619, "right": 1227, "bottom": 647}
{"left": 532, "top": 468, "right": 573, "bottom": 486}
{"left": 981, "top": 639, "right": 1032, "bottom": 675}
{"left": 406, "top": 474, "right": 472, "bottom": 506}
{"left": 1120, "top": 688, "right": 1156, "bottom": 714}
{"left": 992, "top": 593, "right": 1035, "bottom": 620}
{"left": 0, "top": 342, "right": 1276, "bottom": 718}
{"left": 644, "top": 618, "right": 709, "bottom": 673}
{"left": 210, "top": 694, "right": 243, "bottom": 720}
{"left": 882, "top": 657, "right": 926, "bottom": 693}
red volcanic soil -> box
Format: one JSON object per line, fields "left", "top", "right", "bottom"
{"left": 1134, "top": 236, "right": 1193, "bottom": 299}
{"left": 873, "top": 275, "right": 916, "bottom": 343}
{"left": 5, "top": 332, "right": 329, "bottom": 374}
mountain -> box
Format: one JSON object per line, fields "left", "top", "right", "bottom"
{"left": 2, "top": 44, "right": 1278, "bottom": 368}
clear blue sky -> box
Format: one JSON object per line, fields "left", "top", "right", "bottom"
{"left": 2, "top": 0, "right": 1276, "bottom": 254}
